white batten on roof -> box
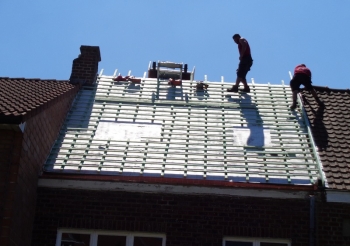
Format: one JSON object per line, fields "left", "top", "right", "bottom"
{"left": 44, "top": 71, "right": 322, "bottom": 186}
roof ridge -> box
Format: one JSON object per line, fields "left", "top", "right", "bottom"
{"left": 0, "top": 77, "right": 69, "bottom": 82}
{"left": 311, "top": 85, "right": 350, "bottom": 93}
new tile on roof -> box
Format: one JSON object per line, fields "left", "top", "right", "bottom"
{"left": 302, "top": 87, "right": 350, "bottom": 190}
{"left": 0, "top": 77, "right": 77, "bottom": 124}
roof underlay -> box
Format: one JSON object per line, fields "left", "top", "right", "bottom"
{"left": 45, "top": 74, "right": 322, "bottom": 186}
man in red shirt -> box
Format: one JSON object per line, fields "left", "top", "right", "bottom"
{"left": 227, "top": 34, "right": 253, "bottom": 93}
{"left": 290, "top": 64, "right": 323, "bottom": 110}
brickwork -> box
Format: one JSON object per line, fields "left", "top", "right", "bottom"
{"left": 32, "top": 188, "right": 313, "bottom": 246}
{"left": 69, "top": 45, "right": 101, "bottom": 85}
{"left": 0, "top": 90, "right": 76, "bottom": 246}
{"left": 316, "top": 201, "right": 350, "bottom": 245}
{"left": 0, "top": 130, "right": 22, "bottom": 246}
{"left": 0, "top": 130, "right": 16, "bottom": 213}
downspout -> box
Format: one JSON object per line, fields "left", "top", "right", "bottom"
{"left": 288, "top": 72, "right": 323, "bottom": 246}
{"left": 296, "top": 94, "right": 322, "bottom": 246}
{"left": 309, "top": 195, "right": 315, "bottom": 246}
{"left": 296, "top": 93, "right": 322, "bottom": 246}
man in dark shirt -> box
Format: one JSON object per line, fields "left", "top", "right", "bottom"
{"left": 227, "top": 34, "right": 253, "bottom": 93}
{"left": 290, "top": 64, "right": 323, "bottom": 110}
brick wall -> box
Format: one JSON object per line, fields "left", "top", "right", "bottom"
{"left": 32, "top": 188, "right": 312, "bottom": 246}
{"left": 0, "top": 130, "right": 22, "bottom": 245}
{"left": 316, "top": 201, "right": 350, "bottom": 245}
{"left": 0, "top": 91, "right": 76, "bottom": 246}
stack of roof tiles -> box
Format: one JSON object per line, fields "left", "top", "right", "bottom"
{"left": 0, "top": 77, "right": 77, "bottom": 124}
{"left": 302, "top": 87, "right": 350, "bottom": 190}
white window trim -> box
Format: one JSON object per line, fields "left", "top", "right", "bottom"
{"left": 56, "top": 229, "right": 166, "bottom": 246}
{"left": 223, "top": 236, "right": 291, "bottom": 246}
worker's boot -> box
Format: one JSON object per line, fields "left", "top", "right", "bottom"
{"left": 290, "top": 101, "right": 297, "bottom": 110}
{"left": 243, "top": 86, "right": 250, "bottom": 93}
{"left": 227, "top": 85, "right": 238, "bottom": 92}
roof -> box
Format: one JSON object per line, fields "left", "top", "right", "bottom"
{"left": 302, "top": 86, "right": 350, "bottom": 190}
{"left": 0, "top": 77, "right": 78, "bottom": 124}
{"left": 44, "top": 72, "right": 323, "bottom": 187}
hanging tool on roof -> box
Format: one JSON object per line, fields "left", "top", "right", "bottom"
{"left": 168, "top": 78, "right": 182, "bottom": 87}
{"left": 195, "top": 81, "right": 209, "bottom": 91}
{"left": 113, "top": 75, "right": 141, "bottom": 83}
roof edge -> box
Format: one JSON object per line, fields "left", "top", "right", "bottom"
{"left": 41, "top": 173, "right": 318, "bottom": 192}
{"left": 308, "top": 85, "right": 350, "bottom": 93}
{"left": 38, "top": 177, "right": 313, "bottom": 199}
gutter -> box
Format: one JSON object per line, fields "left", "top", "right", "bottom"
{"left": 0, "top": 122, "right": 26, "bottom": 132}
{"left": 38, "top": 172, "right": 317, "bottom": 200}
{"left": 40, "top": 172, "right": 317, "bottom": 191}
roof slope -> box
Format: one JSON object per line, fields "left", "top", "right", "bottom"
{"left": 0, "top": 77, "right": 77, "bottom": 124}
{"left": 44, "top": 74, "right": 322, "bottom": 186}
{"left": 302, "top": 87, "right": 350, "bottom": 190}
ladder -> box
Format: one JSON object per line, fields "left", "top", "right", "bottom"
{"left": 156, "top": 61, "right": 183, "bottom": 99}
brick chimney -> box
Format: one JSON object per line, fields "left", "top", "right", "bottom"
{"left": 69, "top": 45, "right": 101, "bottom": 85}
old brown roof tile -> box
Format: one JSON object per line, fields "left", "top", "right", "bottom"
{"left": 0, "top": 77, "right": 79, "bottom": 124}
{"left": 302, "top": 86, "right": 350, "bottom": 190}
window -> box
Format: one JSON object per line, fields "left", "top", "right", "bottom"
{"left": 223, "top": 237, "right": 290, "bottom": 246}
{"left": 56, "top": 230, "right": 165, "bottom": 246}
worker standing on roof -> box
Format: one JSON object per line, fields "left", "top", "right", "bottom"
{"left": 227, "top": 34, "right": 253, "bottom": 93}
{"left": 289, "top": 64, "right": 323, "bottom": 110}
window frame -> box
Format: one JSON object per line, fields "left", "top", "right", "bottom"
{"left": 56, "top": 229, "right": 166, "bottom": 246}
{"left": 223, "top": 236, "right": 291, "bottom": 246}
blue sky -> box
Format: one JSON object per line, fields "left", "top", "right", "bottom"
{"left": 1, "top": 1, "right": 349, "bottom": 89}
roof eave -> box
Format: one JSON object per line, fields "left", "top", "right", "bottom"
{"left": 41, "top": 172, "right": 318, "bottom": 192}
{"left": 0, "top": 115, "right": 23, "bottom": 125}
